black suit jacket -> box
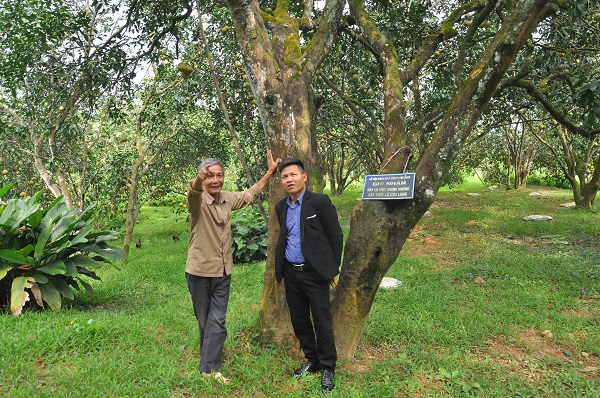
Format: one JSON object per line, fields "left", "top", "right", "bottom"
{"left": 275, "top": 190, "right": 343, "bottom": 282}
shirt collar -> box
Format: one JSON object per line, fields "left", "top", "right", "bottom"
{"left": 203, "top": 190, "right": 224, "bottom": 204}
{"left": 287, "top": 189, "right": 306, "bottom": 207}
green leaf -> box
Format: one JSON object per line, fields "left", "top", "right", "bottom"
{"left": 77, "top": 277, "right": 94, "bottom": 296}
{"left": 10, "top": 276, "right": 35, "bottom": 315}
{"left": 63, "top": 258, "right": 78, "bottom": 276}
{"left": 0, "top": 249, "right": 29, "bottom": 264}
{"left": 49, "top": 214, "right": 78, "bottom": 242}
{"left": 84, "top": 245, "right": 124, "bottom": 261}
{"left": 69, "top": 227, "right": 91, "bottom": 246}
{"left": 0, "top": 264, "right": 14, "bottom": 280}
{"left": 68, "top": 254, "right": 104, "bottom": 268}
{"left": 32, "top": 273, "right": 49, "bottom": 284}
{"left": 34, "top": 224, "right": 53, "bottom": 261}
{"left": 28, "top": 209, "right": 44, "bottom": 229}
{"left": 40, "top": 197, "right": 68, "bottom": 228}
{"left": 17, "top": 244, "right": 35, "bottom": 257}
{"left": 78, "top": 268, "right": 100, "bottom": 280}
{"left": 48, "top": 275, "right": 74, "bottom": 300}
{"left": 37, "top": 280, "right": 62, "bottom": 310}
{"left": 0, "top": 200, "right": 16, "bottom": 225}
{"left": 37, "top": 260, "right": 67, "bottom": 275}
{"left": 0, "top": 184, "right": 13, "bottom": 199}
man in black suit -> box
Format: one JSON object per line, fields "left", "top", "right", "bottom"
{"left": 274, "top": 158, "right": 343, "bottom": 393}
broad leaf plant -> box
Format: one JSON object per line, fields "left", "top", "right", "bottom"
{"left": 0, "top": 184, "right": 124, "bottom": 315}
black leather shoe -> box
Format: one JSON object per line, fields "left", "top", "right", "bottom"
{"left": 292, "top": 361, "right": 321, "bottom": 378}
{"left": 321, "top": 369, "right": 335, "bottom": 392}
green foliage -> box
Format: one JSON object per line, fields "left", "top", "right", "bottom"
{"left": 0, "top": 184, "right": 123, "bottom": 315}
{"left": 231, "top": 206, "right": 267, "bottom": 264}
{"left": 540, "top": 173, "right": 571, "bottom": 189}
{"left": 442, "top": 163, "right": 466, "bottom": 188}
{"left": 435, "top": 368, "right": 482, "bottom": 396}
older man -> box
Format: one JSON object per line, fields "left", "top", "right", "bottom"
{"left": 186, "top": 150, "right": 280, "bottom": 384}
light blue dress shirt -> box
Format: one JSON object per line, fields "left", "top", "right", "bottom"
{"left": 285, "top": 189, "right": 306, "bottom": 263}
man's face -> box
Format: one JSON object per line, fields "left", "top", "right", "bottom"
{"left": 280, "top": 164, "right": 307, "bottom": 197}
{"left": 203, "top": 164, "right": 225, "bottom": 198}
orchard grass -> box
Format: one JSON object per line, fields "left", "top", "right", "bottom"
{"left": 1, "top": 180, "right": 598, "bottom": 397}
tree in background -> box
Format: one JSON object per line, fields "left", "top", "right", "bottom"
{"left": 0, "top": 0, "right": 137, "bottom": 208}
{"left": 533, "top": 123, "right": 599, "bottom": 207}
{"left": 498, "top": 0, "right": 600, "bottom": 207}
{"left": 315, "top": 40, "right": 385, "bottom": 194}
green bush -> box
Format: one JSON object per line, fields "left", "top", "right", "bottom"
{"left": 541, "top": 172, "right": 571, "bottom": 189}
{"left": 231, "top": 205, "right": 267, "bottom": 264}
{"left": 0, "top": 184, "right": 124, "bottom": 315}
{"left": 442, "top": 164, "right": 466, "bottom": 188}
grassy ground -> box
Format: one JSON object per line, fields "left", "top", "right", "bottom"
{"left": 1, "top": 181, "right": 599, "bottom": 397}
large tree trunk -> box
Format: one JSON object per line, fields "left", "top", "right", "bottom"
{"left": 225, "top": 0, "right": 345, "bottom": 343}
{"left": 223, "top": 0, "right": 562, "bottom": 358}
{"left": 333, "top": 0, "right": 561, "bottom": 358}
{"left": 257, "top": 81, "right": 318, "bottom": 343}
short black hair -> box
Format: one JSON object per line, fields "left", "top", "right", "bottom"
{"left": 278, "top": 158, "right": 304, "bottom": 173}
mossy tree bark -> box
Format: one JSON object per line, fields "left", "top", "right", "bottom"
{"left": 222, "top": 0, "right": 565, "bottom": 356}
{"left": 224, "top": 0, "right": 345, "bottom": 343}
{"left": 332, "top": 0, "right": 564, "bottom": 358}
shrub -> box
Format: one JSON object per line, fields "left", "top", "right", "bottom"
{"left": 231, "top": 205, "right": 267, "bottom": 264}
{"left": 541, "top": 172, "right": 570, "bottom": 189}
{"left": 0, "top": 184, "right": 124, "bottom": 315}
{"left": 442, "top": 164, "right": 466, "bottom": 188}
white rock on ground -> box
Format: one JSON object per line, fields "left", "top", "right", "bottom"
{"left": 523, "top": 215, "right": 553, "bottom": 221}
{"left": 379, "top": 277, "right": 403, "bottom": 290}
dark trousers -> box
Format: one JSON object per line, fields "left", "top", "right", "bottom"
{"left": 186, "top": 272, "right": 231, "bottom": 373}
{"left": 283, "top": 260, "right": 337, "bottom": 371}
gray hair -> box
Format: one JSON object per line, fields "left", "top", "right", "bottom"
{"left": 198, "top": 158, "right": 225, "bottom": 174}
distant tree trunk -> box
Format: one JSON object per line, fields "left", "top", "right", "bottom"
{"left": 502, "top": 121, "right": 537, "bottom": 189}
{"left": 506, "top": 152, "right": 513, "bottom": 189}
{"left": 122, "top": 161, "right": 143, "bottom": 257}
{"left": 121, "top": 66, "right": 187, "bottom": 257}
{"left": 33, "top": 134, "right": 75, "bottom": 208}
{"left": 533, "top": 125, "right": 600, "bottom": 209}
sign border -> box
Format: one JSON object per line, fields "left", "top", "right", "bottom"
{"left": 361, "top": 172, "right": 416, "bottom": 200}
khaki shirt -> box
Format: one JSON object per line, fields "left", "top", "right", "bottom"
{"left": 185, "top": 181, "right": 262, "bottom": 277}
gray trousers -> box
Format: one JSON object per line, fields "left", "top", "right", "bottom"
{"left": 185, "top": 272, "right": 231, "bottom": 373}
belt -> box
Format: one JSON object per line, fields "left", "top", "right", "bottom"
{"left": 285, "top": 259, "right": 305, "bottom": 271}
